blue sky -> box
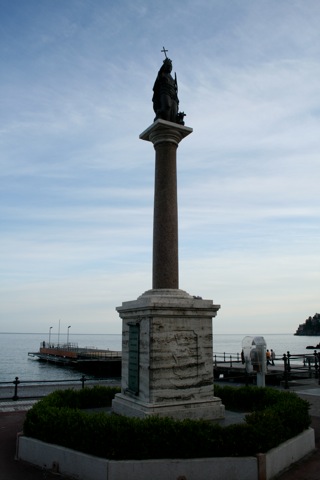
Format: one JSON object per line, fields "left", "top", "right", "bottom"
{"left": 1, "top": 0, "right": 320, "bottom": 334}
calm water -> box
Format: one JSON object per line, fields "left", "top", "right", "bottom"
{"left": 0, "top": 332, "right": 319, "bottom": 383}
{"left": 0, "top": 333, "right": 122, "bottom": 383}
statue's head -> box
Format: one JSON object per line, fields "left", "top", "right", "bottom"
{"left": 162, "top": 58, "right": 172, "bottom": 72}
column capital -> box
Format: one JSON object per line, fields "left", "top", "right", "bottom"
{"left": 140, "top": 119, "right": 193, "bottom": 147}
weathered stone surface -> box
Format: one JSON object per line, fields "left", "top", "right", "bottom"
{"left": 112, "top": 289, "right": 224, "bottom": 420}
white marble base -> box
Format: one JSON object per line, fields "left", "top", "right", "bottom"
{"left": 112, "top": 289, "right": 224, "bottom": 421}
{"left": 112, "top": 393, "right": 224, "bottom": 420}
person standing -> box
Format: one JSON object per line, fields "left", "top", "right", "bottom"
{"left": 270, "top": 349, "right": 275, "bottom": 366}
{"left": 266, "top": 349, "right": 271, "bottom": 365}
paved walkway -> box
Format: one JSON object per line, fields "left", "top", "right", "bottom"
{"left": 0, "top": 409, "right": 74, "bottom": 480}
{"left": 276, "top": 380, "right": 320, "bottom": 479}
{"left": 0, "top": 380, "right": 319, "bottom": 480}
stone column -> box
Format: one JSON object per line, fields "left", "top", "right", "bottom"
{"left": 112, "top": 119, "right": 224, "bottom": 421}
{"left": 140, "top": 119, "right": 192, "bottom": 289}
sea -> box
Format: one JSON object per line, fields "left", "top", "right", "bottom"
{"left": 0, "top": 332, "right": 319, "bottom": 384}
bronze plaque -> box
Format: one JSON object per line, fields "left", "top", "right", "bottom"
{"left": 128, "top": 324, "right": 139, "bottom": 394}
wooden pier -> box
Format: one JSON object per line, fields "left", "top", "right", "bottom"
{"left": 28, "top": 342, "right": 122, "bottom": 377}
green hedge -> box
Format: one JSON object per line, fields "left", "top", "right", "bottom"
{"left": 24, "top": 385, "right": 310, "bottom": 459}
{"left": 215, "top": 385, "right": 311, "bottom": 452}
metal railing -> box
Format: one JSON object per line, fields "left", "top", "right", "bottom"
{"left": 213, "top": 350, "right": 320, "bottom": 387}
{"left": 282, "top": 350, "right": 320, "bottom": 388}
{"left": 0, "top": 375, "right": 120, "bottom": 402}
{"left": 213, "top": 352, "right": 241, "bottom": 367}
{"left": 2, "top": 351, "right": 318, "bottom": 401}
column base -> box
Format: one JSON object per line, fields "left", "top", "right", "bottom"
{"left": 112, "top": 393, "right": 225, "bottom": 421}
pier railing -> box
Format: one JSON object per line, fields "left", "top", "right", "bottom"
{"left": 282, "top": 351, "right": 320, "bottom": 388}
{"left": 213, "top": 352, "right": 242, "bottom": 367}
{"left": 0, "top": 376, "right": 120, "bottom": 402}
{"left": 214, "top": 350, "right": 320, "bottom": 387}
{"left": 35, "top": 342, "right": 122, "bottom": 359}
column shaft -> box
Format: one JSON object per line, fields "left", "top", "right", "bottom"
{"left": 139, "top": 119, "right": 192, "bottom": 290}
{"left": 153, "top": 141, "right": 178, "bottom": 289}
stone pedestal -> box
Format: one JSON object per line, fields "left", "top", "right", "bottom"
{"left": 112, "top": 289, "right": 225, "bottom": 420}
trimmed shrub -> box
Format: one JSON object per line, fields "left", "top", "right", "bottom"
{"left": 24, "top": 385, "right": 311, "bottom": 459}
{"left": 214, "top": 384, "right": 288, "bottom": 412}
{"left": 31, "top": 385, "right": 120, "bottom": 410}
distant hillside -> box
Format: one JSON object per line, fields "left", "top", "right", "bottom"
{"left": 295, "top": 313, "right": 320, "bottom": 336}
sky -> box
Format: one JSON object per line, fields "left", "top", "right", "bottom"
{"left": 1, "top": 0, "right": 320, "bottom": 335}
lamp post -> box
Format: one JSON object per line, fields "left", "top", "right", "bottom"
{"left": 49, "top": 326, "right": 53, "bottom": 346}
{"left": 67, "top": 325, "right": 71, "bottom": 347}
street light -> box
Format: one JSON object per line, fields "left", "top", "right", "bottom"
{"left": 67, "top": 325, "right": 71, "bottom": 346}
{"left": 49, "top": 326, "right": 53, "bottom": 346}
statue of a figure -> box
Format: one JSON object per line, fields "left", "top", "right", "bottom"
{"left": 152, "top": 56, "right": 185, "bottom": 125}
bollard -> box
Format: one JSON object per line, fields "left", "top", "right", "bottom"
{"left": 13, "top": 376, "right": 20, "bottom": 401}
{"left": 283, "top": 354, "right": 289, "bottom": 389}
{"left": 287, "top": 351, "right": 291, "bottom": 373}
{"left": 81, "top": 375, "right": 86, "bottom": 389}
{"left": 307, "top": 356, "right": 312, "bottom": 378}
{"left": 314, "top": 351, "right": 319, "bottom": 379}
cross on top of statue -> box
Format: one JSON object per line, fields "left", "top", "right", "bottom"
{"left": 161, "top": 46, "right": 168, "bottom": 59}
